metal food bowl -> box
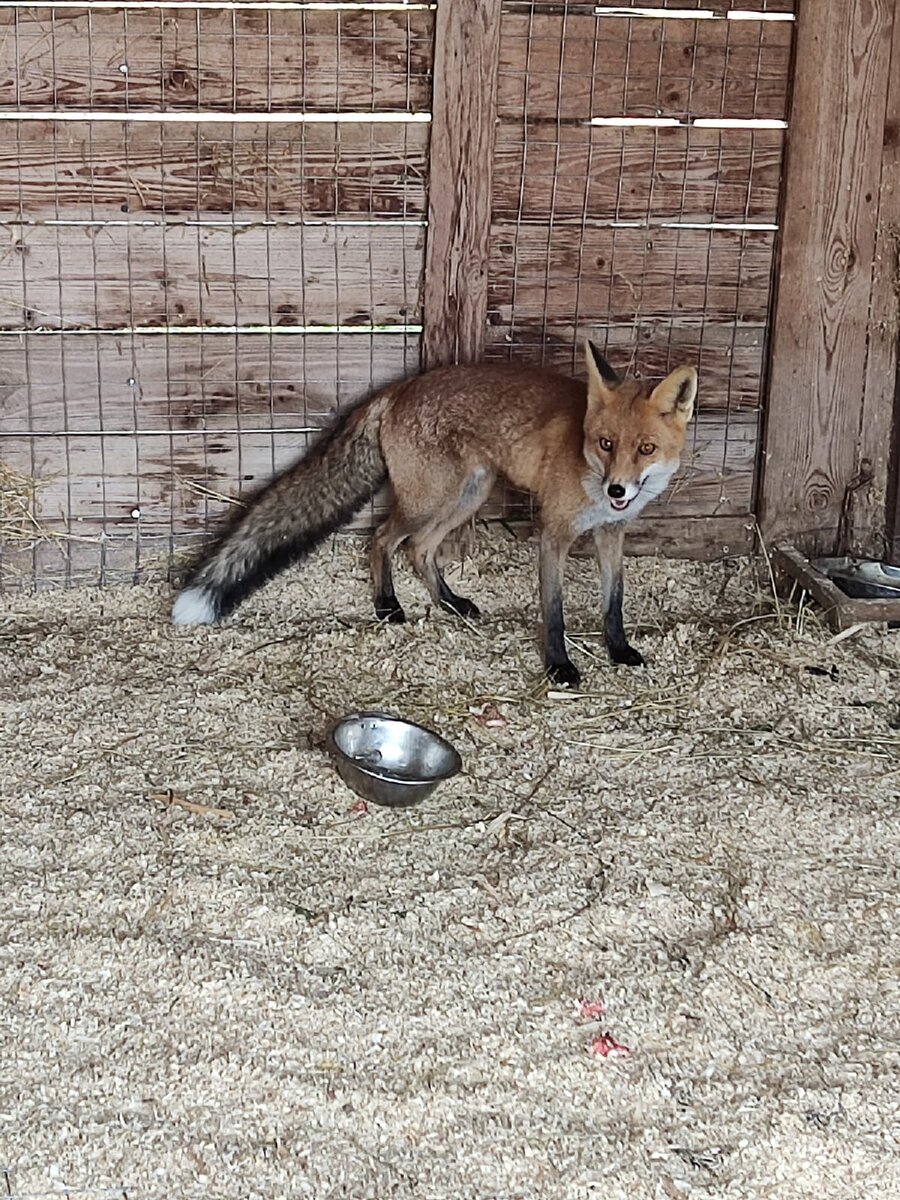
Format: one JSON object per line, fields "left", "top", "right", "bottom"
{"left": 811, "top": 556, "right": 900, "bottom": 601}
{"left": 326, "top": 711, "right": 462, "bottom": 808}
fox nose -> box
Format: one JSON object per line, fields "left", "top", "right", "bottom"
{"left": 607, "top": 483, "right": 626, "bottom": 500}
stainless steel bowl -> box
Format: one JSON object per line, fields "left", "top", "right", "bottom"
{"left": 325, "top": 711, "right": 462, "bottom": 808}
{"left": 811, "top": 556, "right": 900, "bottom": 601}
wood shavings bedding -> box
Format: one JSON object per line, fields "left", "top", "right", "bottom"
{"left": 1, "top": 530, "right": 898, "bottom": 1199}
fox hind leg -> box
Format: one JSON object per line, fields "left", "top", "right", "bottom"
{"left": 371, "top": 512, "right": 410, "bottom": 623}
{"left": 407, "top": 467, "right": 494, "bottom": 619}
{"left": 410, "top": 548, "right": 481, "bottom": 619}
{"left": 434, "top": 571, "right": 481, "bottom": 620}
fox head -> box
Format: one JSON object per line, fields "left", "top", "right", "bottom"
{"left": 581, "top": 340, "right": 698, "bottom": 517}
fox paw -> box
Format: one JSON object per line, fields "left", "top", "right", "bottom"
{"left": 609, "top": 643, "right": 644, "bottom": 667}
{"left": 442, "top": 595, "right": 481, "bottom": 620}
{"left": 546, "top": 660, "right": 582, "bottom": 688}
{"left": 375, "top": 599, "right": 406, "bottom": 624}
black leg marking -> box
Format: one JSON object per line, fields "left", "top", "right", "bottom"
{"left": 546, "top": 659, "right": 582, "bottom": 688}
{"left": 543, "top": 584, "right": 580, "bottom": 687}
{"left": 375, "top": 595, "right": 406, "bottom": 623}
{"left": 374, "top": 541, "right": 406, "bottom": 623}
{"left": 604, "top": 575, "right": 644, "bottom": 667}
{"left": 436, "top": 572, "right": 480, "bottom": 620}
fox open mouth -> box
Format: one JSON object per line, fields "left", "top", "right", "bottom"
{"left": 609, "top": 495, "right": 632, "bottom": 512}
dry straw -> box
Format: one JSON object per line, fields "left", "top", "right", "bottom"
{"left": 0, "top": 463, "right": 48, "bottom": 544}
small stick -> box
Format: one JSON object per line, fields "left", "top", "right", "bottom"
{"left": 148, "top": 789, "right": 235, "bottom": 820}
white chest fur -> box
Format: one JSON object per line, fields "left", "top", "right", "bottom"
{"left": 572, "top": 462, "right": 677, "bottom": 535}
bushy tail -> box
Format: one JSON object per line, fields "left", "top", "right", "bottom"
{"left": 172, "top": 393, "right": 390, "bottom": 625}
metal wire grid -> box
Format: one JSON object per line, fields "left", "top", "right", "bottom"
{"left": 0, "top": 1, "right": 797, "bottom": 588}
{"left": 0, "top": 1, "right": 430, "bottom": 589}
{"left": 488, "top": 0, "right": 794, "bottom": 521}
{"left": 3, "top": 4, "right": 435, "bottom": 113}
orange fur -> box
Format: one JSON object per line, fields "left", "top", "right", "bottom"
{"left": 173, "top": 340, "right": 698, "bottom": 685}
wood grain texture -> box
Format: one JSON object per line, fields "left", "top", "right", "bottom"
{"left": 760, "top": 0, "right": 897, "bottom": 553}
{"left": 484, "top": 321, "right": 767, "bottom": 413}
{"left": 858, "top": 4, "right": 900, "bottom": 562}
{"left": 0, "top": 222, "right": 424, "bottom": 330}
{"left": 0, "top": 120, "right": 429, "bottom": 222}
{"left": 1, "top": 323, "right": 758, "bottom": 432}
{"left": 0, "top": 6, "right": 433, "bottom": 112}
{"left": 492, "top": 124, "right": 786, "bottom": 225}
{"left": 0, "top": 512, "right": 757, "bottom": 592}
{"left": 0, "top": 332, "right": 421, "bottom": 434}
{"left": 565, "top": 512, "right": 755, "bottom": 559}
{"left": 1, "top": 406, "right": 756, "bottom": 557}
{"left": 622, "top": 513, "right": 755, "bottom": 558}
{"left": 498, "top": 12, "right": 793, "bottom": 122}
{"left": 488, "top": 224, "right": 775, "bottom": 326}
{"left": 889, "top": 384, "right": 900, "bottom": 563}
{"left": 774, "top": 546, "right": 900, "bottom": 630}
{"left": 2, "top": 429, "right": 368, "bottom": 538}
{"left": 0, "top": 0, "right": 796, "bottom": 583}
{"left": 422, "top": 0, "right": 502, "bottom": 368}
{"left": 591, "top": 1, "right": 794, "bottom": 10}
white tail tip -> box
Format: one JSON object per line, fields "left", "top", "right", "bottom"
{"left": 172, "top": 586, "right": 218, "bottom": 626}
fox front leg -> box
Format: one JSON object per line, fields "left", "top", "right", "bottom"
{"left": 593, "top": 524, "right": 645, "bottom": 667}
{"left": 539, "top": 529, "right": 581, "bottom": 688}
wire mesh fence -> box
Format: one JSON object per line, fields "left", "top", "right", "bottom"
{"left": 485, "top": 0, "right": 794, "bottom": 522}
{"left": 0, "top": 1, "right": 431, "bottom": 588}
{"left": 0, "top": 0, "right": 796, "bottom": 588}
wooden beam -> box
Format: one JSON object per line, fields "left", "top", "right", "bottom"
{"left": 1, "top": 6, "right": 434, "bottom": 114}
{"left": 0, "top": 513, "right": 758, "bottom": 592}
{"left": 505, "top": 515, "right": 756, "bottom": 562}
{"left": 1, "top": 120, "right": 429, "bottom": 222}
{"left": 422, "top": 0, "right": 502, "bottom": 368}
{"left": 773, "top": 545, "right": 900, "bottom": 631}
{"left": 488, "top": 224, "right": 776, "bottom": 326}
{"left": 497, "top": 11, "right": 794, "bottom": 123}
{"left": 889, "top": 388, "right": 900, "bottom": 564}
{"left": 493, "top": 124, "right": 786, "bottom": 226}
{"left": 0, "top": 333, "right": 419, "bottom": 435}
{"left": 0, "top": 222, "right": 424, "bottom": 331}
{"left": 859, "top": 6, "right": 900, "bottom": 567}
{"left": 484, "top": 321, "right": 769, "bottom": 412}
{"left": 760, "top": 0, "right": 899, "bottom": 556}
{"left": 622, "top": 515, "right": 755, "bottom": 561}
{"left": 858, "top": 0, "right": 900, "bottom": 562}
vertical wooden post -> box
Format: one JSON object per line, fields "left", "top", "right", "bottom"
{"left": 859, "top": 0, "right": 900, "bottom": 562}
{"left": 759, "top": 0, "right": 900, "bottom": 556}
{"left": 422, "top": 0, "right": 502, "bottom": 369}
{"left": 888, "top": 399, "right": 900, "bottom": 564}
{"left": 888, "top": 416, "right": 900, "bottom": 563}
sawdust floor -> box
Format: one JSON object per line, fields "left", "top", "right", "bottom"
{"left": 1, "top": 532, "right": 899, "bottom": 1200}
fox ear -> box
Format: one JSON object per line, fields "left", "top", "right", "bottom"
{"left": 650, "top": 366, "right": 697, "bottom": 425}
{"left": 584, "top": 340, "right": 621, "bottom": 398}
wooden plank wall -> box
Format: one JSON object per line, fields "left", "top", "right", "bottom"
{"left": 422, "top": 0, "right": 502, "bottom": 368}
{"left": 1, "top": 0, "right": 802, "bottom": 588}
{"left": 871, "top": 3, "right": 900, "bottom": 566}
{"left": 761, "top": 0, "right": 900, "bottom": 563}
{"left": 0, "top": 2, "right": 432, "bottom": 587}
{"left": 482, "top": 0, "right": 796, "bottom": 550}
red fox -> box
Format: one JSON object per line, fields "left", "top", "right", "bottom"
{"left": 172, "top": 342, "right": 697, "bottom": 686}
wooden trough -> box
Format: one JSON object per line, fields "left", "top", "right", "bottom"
{"left": 774, "top": 546, "right": 900, "bottom": 633}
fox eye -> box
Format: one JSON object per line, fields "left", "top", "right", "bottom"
{"left": 638, "top": 442, "right": 656, "bottom": 456}
{"left": 598, "top": 437, "right": 614, "bottom": 452}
